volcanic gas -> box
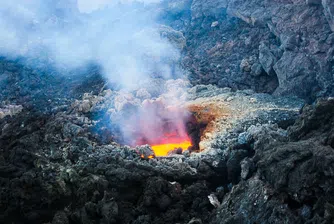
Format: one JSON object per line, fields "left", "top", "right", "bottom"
{"left": 110, "top": 91, "right": 227, "bottom": 157}
{"left": 132, "top": 99, "right": 196, "bottom": 157}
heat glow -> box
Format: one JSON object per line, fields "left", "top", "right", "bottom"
{"left": 151, "top": 140, "right": 192, "bottom": 157}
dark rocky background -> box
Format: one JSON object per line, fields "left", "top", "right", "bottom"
{"left": 171, "top": 0, "right": 333, "bottom": 100}
{"left": 159, "top": 0, "right": 334, "bottom": 102}
{"left": 1, "top": 0, "right": 334, "bottom": 224}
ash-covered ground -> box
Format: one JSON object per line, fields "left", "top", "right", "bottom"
{"left": 1, "top": 0, "right": 334, "bottom": 224}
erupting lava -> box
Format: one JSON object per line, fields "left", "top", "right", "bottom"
{"left": 151, "top": 138, "right": 192, "bottom": 157}
{"left": 136, "top": 132, "right": 193, "bottom": 157}
{"left": 130, "top": 99, "right": 195, "bottom": 157}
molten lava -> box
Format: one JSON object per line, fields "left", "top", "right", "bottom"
{"left": 137, "top": 134, "right": 193, "bottom": 157}
{"left": 128, "top": 99, "right": 195, "bottom": 157}
{"left": 151, "top": 139, "right": 192, "bottom": 157}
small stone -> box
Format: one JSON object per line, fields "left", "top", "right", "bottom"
{"left": 259, "top": 43, "right": 277, "bottom": 75}
{"left": 211, "top": 21, "right": 219, "bottom": 27}
{"left": 326, "top": 33, "right": 334, "bottom": 45}
{"left": 0, "top": 111, "right": 5, "bottom": 119}
{"left": 52, "top": 211, "right": 69, "bottom": 224}
{"left": 240, "top": 58, "right": 252, "bottom": 72}
{"left": 251, "top": 63, "right": 264, "bottom": 77}
{"left": 216, "top": 186, "right": 225, "bottom": 199}
{"left": 238, "top": 132, "right": 251, "bottom": 145}
{"left": 241, "top": 158, "right": 255, "bottom": 180}
{"left": 208, "top": 193, "right": 220, "bottom": 207}
{"left": 182, "top": 150, "right": 191, "bottom": 157}
{"left": 188, "top": 218, "right": 202, "bottom": 224}
{"left": 299, "top": 205, "right": 312, "bottom": 219}
{"left": 249, "top": 98, "right": 257, "bottom": 103}
{"left": 100, "top": 201, "right": 119, "bottom": 222}
{"left": 158, "top": 194, "right": 172, "bottom": 211}
{"left": 78, "top": 100, "right": 92, "bottom": 113}
{"left": 227, "top": 183, "right": 233, "bottom": 191}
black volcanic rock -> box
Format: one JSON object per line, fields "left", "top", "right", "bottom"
{"left": 159, "top": 0, "right": 334, "bottom": 101}
{"left": 323, "top": 0, "right": 334, "bottom": 31}
{"left": 0, "top": 81, "right": 305, "bottom": 224}
{"left": 212, "top": 98, "right": 334, "bottom": 223}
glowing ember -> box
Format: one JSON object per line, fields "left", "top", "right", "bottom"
{"left": 151, "top": 140, "right": 192, "bottom": 157}
{"left": 141, "top": 154, "right": 155, "bottom": 159}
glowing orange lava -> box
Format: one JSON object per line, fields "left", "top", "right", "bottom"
{"left": 151, "top": 140, "right": 192, "bottom": 157}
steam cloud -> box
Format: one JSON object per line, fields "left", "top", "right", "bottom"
{"left": 0, "top": 0, "right": 180, "bottom": 89}
{"left": 0, "top": 0, "right": 189, "bottom": 148}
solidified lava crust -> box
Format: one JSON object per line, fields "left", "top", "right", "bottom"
{"left": 0, "top": 80, "right": 308, "bottom": 224}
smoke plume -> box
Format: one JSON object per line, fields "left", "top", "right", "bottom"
{"left": 0, "top": 0, "right": 180, "bottom": 89}
{"left": 0, "top": 0, "right": 190, "bottom": 149}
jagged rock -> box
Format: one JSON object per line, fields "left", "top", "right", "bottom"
{"left": 323, "top": 0, "right": 334, "bottom": 31}
{"left": 280, "top": 34, "right": 301, "bottom": 51}
{"left": 211, "top": 178, "right": 301, "bottom": 224}
{"left": 259, "top": 43, "right": 277, "bottom": 76}
{"left": 191, "top": 0, "right": 228, "bottom": 20}
{"left": 172, "top": 0, "right": 333, "bottom": 100}
{"left": 273, "top": 52, "right": 318, "bottom": 100}
{"left": 226, "top": 150, "right": 248, "bottom": 184}
{"left": 240, "top": 158, "right": 255, "bottom": 180}
{"left": 52, "top": 211, "right": 69, "bottom": 224}
{"left": 240, "top": 58, "right": 252, "bottom": 72}
{"left": 250, "top": 63, "right": 264, "bottom": 77}
{"left": 188, "top": 218, "right": 203, "bottom": 224}
{"left": 0, "top": 105, "right": 23, "bottom": 119}
{"left": 62, "top": 123, "right": 84, "bottom": 138}
{"left": 288, "top": 98, "right": 334, "bottom": 143}
{"left": 237, "top": 132, "right": 251, "bottom": 145}
{"left": 99, "top": 200, "right": 118, "bottom": 224}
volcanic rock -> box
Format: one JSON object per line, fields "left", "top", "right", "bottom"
{"left": 159, "top": 0, "right": 334, "bottom": 101}
{"left": 211, "top": 98, "right": 334, "bottom": 223}
{"left": 323, "top": 0, "right": 334, "bottom": 31}
{"left": 0, "top": 105, "right": 23, "bottom": 119}
{"left": 52, "top": 211, "right": 69, "bottom": 224}
{"left": 0, "top": 79, "right": 305, "bottom": 223}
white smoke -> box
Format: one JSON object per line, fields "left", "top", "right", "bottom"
{"left": 78, "top": 0, "right": 161, "bottom": 13}
{"left": 0, "top": 0, "right": 190, "bottom": 148}
{"left": 0, "top": 0, "right": 179, "bottom": 89}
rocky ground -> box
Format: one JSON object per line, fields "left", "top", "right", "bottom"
{"left": 159, "top": 0, "right": 334, "bottom": 102}
{"left": 1, "top": 76, "right": 332, "bottom": 224}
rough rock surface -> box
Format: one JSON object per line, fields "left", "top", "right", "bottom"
{"left": 0, "top": 77, "right": 305, "bottom": 224}
{"left": 159, "top": 0, "right": 334, "bottom": 101}
{"left": 211, "top": 98, "right": 334, "bottom": 223}
{"left": 1, "top": 76, "right": 334, "bottom": 223}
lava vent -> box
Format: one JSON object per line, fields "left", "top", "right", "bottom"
{"left": 130, "top": 99, "right": 200, "bottom": 157}
{"left": 117, "top": 97, "right": 228, "bottom": 157}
